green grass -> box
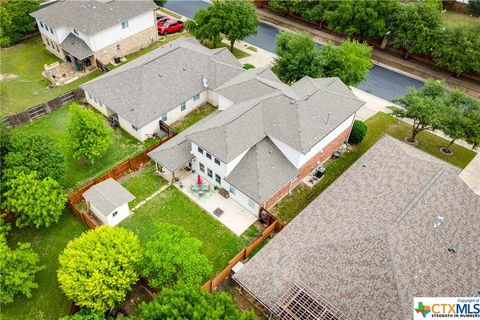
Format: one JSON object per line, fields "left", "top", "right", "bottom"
{"left": 220, "top": 43, "right": 250, "bottom": 59}
{"left": 442, "top": 10, "right": 479, "bottom": 28}
{"left": 272, "top": 112, "right": 476, "bottom": 222}
{"left": 170, "top": 104, "right": 217, "bottom": 133}
{"left": 121, "top": 162, "right": 168, "bottom": 208}
{"left": 0, "top": 35, "right": 102, "bottom": 115}
{"left": 107, "top": 33, "right": 191, "bottom": 70}
{"left": 246, "top": 46, "right": 258, "bottom": 52}
{"left": 159, "top": 7, "right": 182, "bottom": 19}
{"left": 122, "top": 186, "right": 249, "bottom": 273}
{"left": 14, "top": 103, "right": 146, "bottom": 191}
{"left": 1, "top": 211, "right": 88, "bottom": 320}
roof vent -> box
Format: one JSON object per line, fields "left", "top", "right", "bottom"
{"left": 326, "top": 112, "right": 331, "bottom": 126}
{"left": 158, "top": 74, "right": 162, "bottom": 77}
{"left": 182, "top": 67, "right": 187, "bottom": 71}
{"left": 290, "top": 100, "right": 295, "bottom": 105}
{"left": 130, "top": 108, "right": 134, "bottom": 111}
{"left": 202, "top": 76, "right": 208, "bottom": 88}
{"left": 362, "top": 164, "right": 367, "bottom": 168}
{"left": 432, "top": 216, "right": 444, "bottom": 228}
{"left": 447, "top": 247, "right": 458, "bottom": 254}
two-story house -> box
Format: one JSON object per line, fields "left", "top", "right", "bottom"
{"left": 30, "top": 0, "right": 158, "bottom": 68}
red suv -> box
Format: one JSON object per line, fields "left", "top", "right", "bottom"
{"left": 158, "top": 19, "right": 185, "bottom": 36}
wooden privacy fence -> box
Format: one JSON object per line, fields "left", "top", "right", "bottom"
{"left": 4, "top": 89, "right": 85, "bottom": 128}
{"left": 202, "top": 217, "right": 284, "bottom": 293}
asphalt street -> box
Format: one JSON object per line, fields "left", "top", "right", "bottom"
{"left": 165, "top": 0, "right": 424, "bottom": 102}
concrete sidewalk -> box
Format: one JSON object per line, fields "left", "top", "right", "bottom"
{"left": 256, "top": 8, "right": 480, "bottom": 100}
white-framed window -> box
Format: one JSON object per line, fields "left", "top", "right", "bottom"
{"left": 206, "top": 152, "right": 212, "bottom": 160}
{"left": 40, "top": 21, "right": 44, "bottom": 28}
{"left": 193, "top": 93, "right": 200, "bottom": 101}
{"left": 112, "top": 211, "right": 118, "bottom": 217}
{"left": 248, "top": 198, "right": 256, "bottom": 209}
{"left": 161, "top": 113, "right": 167, "bottom": 121}
{"left": 49, "top": 26, "right": 54, "bottom": 34}
{"left": 131, "top": 125, "right": 138, "bottom": 131}
{"left": 214, "top": 158, "right": 220, "bottom": 166}
{"left": 121, "top": 20, "right": 129, "bottom": 29}
{"left": 46, "top": 38, "right": 50, "bottom": 46}
{"left": 199, "top": 162, "right": 205, "bottom": 173}
{"left": 215, "top": 174, "right": 221, "bottom": 185}
{"left": 180, "top": 101, "right": 186, "bottom": 111}
{"left": 207, "top": 168, "right": 213, "bottom": 178}
{"left": 73, "top": 28, "right": 79, "bottom": 35}
{"left": 197, "top": 147, "right": 203, "bottom": 154}
{"left": 229, "top": 186, "right": 236, "bottom": 195}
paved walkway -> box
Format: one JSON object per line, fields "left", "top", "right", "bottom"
{"left": 131, "top": 184, "right": 170, "bottom": 212}
{"left": 256, "top": 8, "right": 480, "bottom": 99}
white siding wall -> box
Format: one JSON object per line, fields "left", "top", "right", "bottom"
{"left": 207, "top": 89, "right": 219, "bottom": 106}
{"left": 118, "top": 115, "right": 143, "bottom": 141}
{"left": 85, "top": 92, "right": 108, "bottom": 116}
{"left": 225, "top": 149, "right": 249, "bottom": 176}
{"left": 191, "top": 142, "right": 226, "bottom": 178}
{"left": 218, "top": 95, "right": 234, "bottom": 110}
{"left": 91, "top": 11, "right": 155, "bottom": 51}
{"left": 37, "top": 18, "right": 60, "bottom": 43}
{"left": 221, "top": 180, "right": 259, "bottom": 214}
{"left": 88, "top": 202, "right": 130, "bottom": 226}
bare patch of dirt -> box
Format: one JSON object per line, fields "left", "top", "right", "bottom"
{"left": 0, "top": 73, "right": 19, "bottom": 81}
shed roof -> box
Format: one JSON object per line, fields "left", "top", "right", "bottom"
{"left": 83, "top": 178, "right": 135, "bottom": 216}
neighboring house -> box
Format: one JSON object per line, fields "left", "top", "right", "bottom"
{"left": 148, "top": 60, "right": 364, "bottom": 215}
{"left": 30, "top": 0, "right": 158, "bottom": 68}
{"left": 81, "top": 37, "right": 244, "bottom": 141}
{"left": 82, "top": 178, "right": 135, "bottom": 226}
{"left": 233, "top": 136, "right": 480, "bottom": 320}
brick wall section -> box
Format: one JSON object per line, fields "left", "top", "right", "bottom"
{"left": 262, "top": 125, "right": 352, "bottom": 210}
{"left": 40, "top": 33, "right": 65, "bottom": 60}
{"left": 95, "top": 26, "right": 158, "bottom": 64}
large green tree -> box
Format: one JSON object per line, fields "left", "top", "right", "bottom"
{"left": 67, "top": 104, "right": 112, "bottom": 163}
{"left": 3, "top": 171, "right": 67, "bottom": 228}
{"left": 319, "top": 39, "right": 373, "bottom": 86}
{"left": 2, "top": 133, "right": 65, "bottom": 181}
{"left": 392, "top": 80, "right": 448, "bottom": 144}
{"left": 139, "top": 284, "right": 257, "bottom": 320}
{"left": 390, "top": 2, "right": 442, "bottom": 58}
{"left": 186, "top": 8, "right": 223, "bottom": 48}
{"left": 272, "top": 31, "right": 323, "bottom": 84}
{"left": 140, "top": 224, "right": 212, "bottom": 289}
{"left": 58, "top": 226, "right": 143, "bottom": 312}
{"left": 0, "top": 0, "right": 39, "bottom": 47}
{"left": 0, "top": 238, "right": 44, "bottom": 304}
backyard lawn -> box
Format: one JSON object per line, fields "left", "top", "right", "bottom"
{"left": 14, "top": 103, "right": 146, "bottom": 191}
{"left": 0, "top": 35, "right": 102, "bottom": 115}
{"left": 122, "top": 186, "right": 250, "bottom": 273}
{"left": 1, "top": 211, "right": 88, "bottom": 320}
{"left": 170, "top": 104, "right": 217, "bottom": 133}
{"left": 272, "top": 112, "right": 477, "bottom": 222}
{"left": 120, "top": 162, "right": 168, "bottom": 208}
{"left": 442, "top": 10, "right": 479, "bottom": 28}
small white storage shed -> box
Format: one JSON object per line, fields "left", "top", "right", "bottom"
{"left": 83, "top": 178, "right": 135, "bottom": 226}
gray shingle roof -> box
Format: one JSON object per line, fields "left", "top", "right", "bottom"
{"left": 233, "top": 136, "right": 480, "bottom": 320}
{"left": 83, "top": 178, "right": 135, "bottom": 216}
{"left": 81, "top": 37, "right": 243, "bottom": 128}
{"left": 60, "top": 33, "right": 93, "bottom": 60}
{"left": 30, "top": 0, "right": 158, "bottom": 35}
{"left": 225, "top": 137, "right": 298, "bottom": 204}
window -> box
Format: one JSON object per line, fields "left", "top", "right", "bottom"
{"left": 206, "top": 152, "right": 212, "bottom": 160}
{"left": 49, "top": 26, "right": 54, "bottom": 34}
{"left": 180, "top": 102, "right": 186, "bottom": 111}
{"left": 112, "top": 211, "right": 118, "bottom": 217}
{"left": 73, "top": 28, "right": 79, "bottom": 35}
{"left": 46, "top": 38, "right": 50, "bottom": 46}
{"left": 193, "top": 93, "right": 200, "bottom": 101}
{"left": 56, "top": 44, "right": 60, "bottom": 52}
{"left": 229, "top": 186, "right": 236, "bottom": 195}
{"left": 40, "top": 21, "right": 44, "bottom": 28}
{"left": 214, "top": 158, "right": 220, "bottom": 166}
{"left": 199, "top": 162, "right": 205, "bottom": 173}
{"left": 197, "top": 147, "right": 203, "bottom": 154}
{"left": 215, "top": 174, "right": 221, "bottom": 184}
{"left": 121, "top": 20, "right": 129, "bottom": 29}
{"left": 131, "top": 125, "right": 138, "bottom": 131}
{"left": 248, "top": 198, "right": 256, "bottom": 209}
{"left": 161, "top": 113, "right": 167, "bottom": 121}
{"left": 116, "top": 44, "right": 120, "bottom": 50}
{"left": 207, "top": 168, "right": 213, "bottom": 178}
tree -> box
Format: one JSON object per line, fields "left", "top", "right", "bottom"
{"left": 0, "top": 0, "right": 39, "bottom": 47}
{"left": 2, "top": 133, "right": 65, "bottom": 181}
{"left": 0, "top": 213, "right": 11, "bottom": 241}
{"left": 153, "top": 0, "right": 166, "bottom": 7}
{"left": 139, "top": 284, "right": 257, "bottom": 320}
{"left": 319, "top": 39, "right": 373, "bottom": 86}
{"left": 349, "top": 120, "right": 368, "bottom": 144}
{"left": 140, "top": 224, "right": 212, "bottom": 289}
{"left": 469, "top": 0, "right": 480, "bottom": 16}
{"left": 390, "top": 2, "right": 442, "bottom": 58}
{"left": 212, "top": 0, "right": 258, "bottom": 52}
{"left": 186, "top": 8, "right": 223, "bottom": 48}
{"left": 67, "top": 104, "right": 112, "bottom": 163}
{"left": 58, "top": 226, "right": 142, "bottom": 312}
{"left": 392, "top": 80, "right": 448, "bottom": 143}
{"left": 3, "top": 171, "right": 67, "bottom": 228}
{"left": 272, "top": 31, "right": 323, "bottom": 84}
{"left": 432, "top": 24, "right": 480, "bottom": 76}
{"left": 59, "top": 309, "right": 108, "bottom": 320}
{"left": 0, "top": 115, "right": 11, "bottom": 160}
{"left": 0, "top": 238, "right": 44, "bottom": 304}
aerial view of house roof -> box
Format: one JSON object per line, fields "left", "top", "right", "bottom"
{"left": 30, "top": 0, "right": 158, "bottom": 35}
{"left": 81, "top": 37, "right": 244, "bottom": 128}
{"left": 233, "top": 136, "right": 480, "bottom": 319}
{"left": 83, "top": 178, "right": 135, "bottom": 217}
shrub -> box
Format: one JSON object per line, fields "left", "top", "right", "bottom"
{"left": 243, "top": 63, "right": 255, "bottom": 70}
{"left": 349, "top": 120, "right": 368, "bottom": 144}
{"left": 469, "top": 0, "right": 480, "bottom": 16}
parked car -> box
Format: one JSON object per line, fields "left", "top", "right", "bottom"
{"left": 156, "top": 15, "right": 167, "bottom": 25}
{"left": 157, "top": 19, "right": 185, "bottom": 36}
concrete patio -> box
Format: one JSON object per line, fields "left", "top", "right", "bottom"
{"left": 175, "top": 172, "right": 257, "bottom": 236}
